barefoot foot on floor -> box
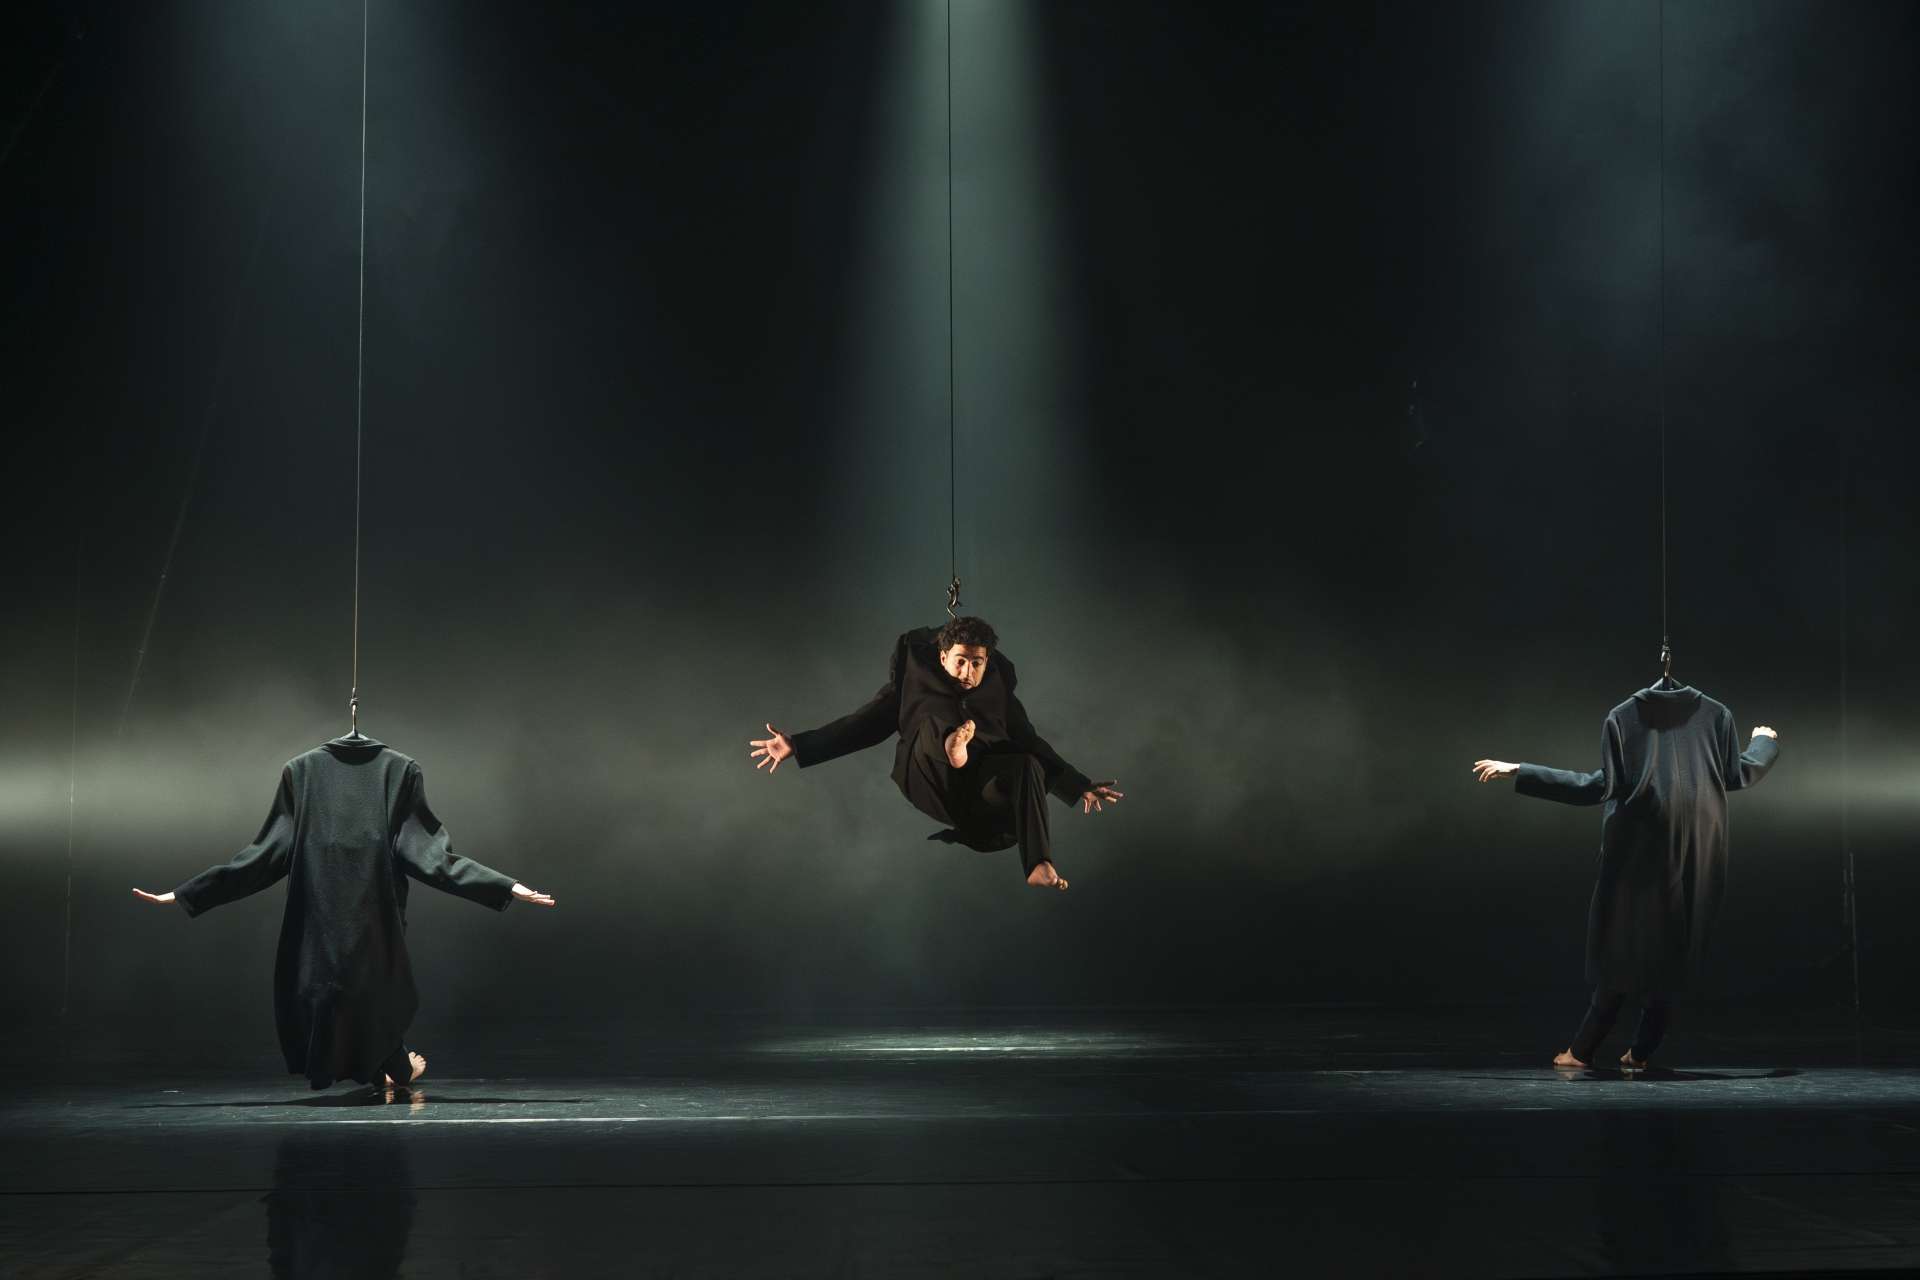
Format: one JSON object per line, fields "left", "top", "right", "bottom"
{"left": 1552, "top": 1049, "right": 1587, "bottom": 1069}
{"left": 1026, "top": 861, "right": 1069, "bottom": 891}
{"left": 1619, "top": 1050, "right": 1648, "bottom": 1073}
{"left": 944, "top": 720, "right": 976, "bottom": 769}
{"left": 385, "top": 1050, "right": 427, "bottom": 1086}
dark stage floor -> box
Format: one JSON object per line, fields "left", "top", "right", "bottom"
{"left": 4, "top": 1007, "right": 1919, "bottom": 1277}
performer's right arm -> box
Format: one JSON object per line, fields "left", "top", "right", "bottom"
{"left": 1473, "top": 717, "right": 1621, "bottom": 807}
{"left": 392, "top": 763, "right": 520, "bottom": 910}
{"left": 784, "top": 638, "right": 905, "bottom": 768}
{"left": 165, "top": 768, "right": 298, "bottom": 916}
{"left": 1510, "top": 763, "right": 1608, "bottom": 806}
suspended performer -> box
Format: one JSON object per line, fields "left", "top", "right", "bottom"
{"left": 749, "top": 615, "right": 1123, "bottom": 890}
{"left": 1471, "top": 685, "right": 1778, "bottom": 1072}
{"left": 133, "top": 732, "right": 556, "bottom": 1089}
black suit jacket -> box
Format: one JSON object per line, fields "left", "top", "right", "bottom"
{"left": 790, "top": 626, "right": 1094, "bottom": 806}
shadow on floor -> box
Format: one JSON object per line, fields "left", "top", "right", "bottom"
{"left": 266, "top": 1130, "right": 414, "bottom": 1279}
{"left": 129, "top": 1089, "right": 588, "bottom": 1109}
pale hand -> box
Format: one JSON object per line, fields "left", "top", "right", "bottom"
{"left": 132, "top": 888, "right": 176, "bottom": 905}
{"left": 1752, "top": 725, "right": 1778, "bottom": 740}
{"left": 512, "top": 883, "right": 557, "bottom": 908}
{"left": 1080, "top": 782, "right": 1125, "bottom": 814}
{"left": 1472, "top": 759, "right": 1520, "bottom": 783}
{"left": 749, "top": 724, "right": 794, "bottom": 774}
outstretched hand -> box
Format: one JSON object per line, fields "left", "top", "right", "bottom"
{"left": 749, "top": 724, "right": 794, "bottom": 774}
{"left": 511, "top": 883, "right": 557, "bottom": 908}
{"left": 1751, "top": 725, "right": 1778, "bottom": 740}
{"left": 1080, "top": 782, "right": 1124, "bottom": 814}
{"left": 131, "top": 888, "right": 176, "bottom": 905}
{"left": 1472, "top": 759, "right": 1520, "bottom": 783}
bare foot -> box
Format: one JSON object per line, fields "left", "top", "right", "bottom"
{"left": 384, "top": 1050, "right": 427, "bottom": 1086}
{"left": 1552, "top": 1049, "right": 1587, "bottom": 1069}
{"left": 1026, "top": 861, "right": 1069, "bottom": 891}
{"left": 1619, "top": 1050, "right": 1648, "bottom": 1073}
{"left": 944, "top": 720, "right": 976, "bottom": 769}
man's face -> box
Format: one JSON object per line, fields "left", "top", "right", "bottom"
{"left": 941, "top": 643, "right": 990, "bottom": 690}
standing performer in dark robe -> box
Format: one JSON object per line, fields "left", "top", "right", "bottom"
{"left": 133, "top": 734, "right": 556, "bottom": 1089}
{"left": 748, "top": 615, "right": 1123, "bottom": 890}
{"left": 1473, "top": 685, "right": 1778, "bottom": 1070}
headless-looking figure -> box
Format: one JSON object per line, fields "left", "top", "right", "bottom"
{"left": 1474, "top": 684, "right": 1778, "bottom": 1071}
{"left": 750, "top": 615, "right": 1123, "bottom": 890}
{"left": 134, "top": 734, "right": 555, "bottom": 1089}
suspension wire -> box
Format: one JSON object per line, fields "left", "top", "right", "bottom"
{"left": 351, "top": 0, "right": 369, "bottom": 727}
{"left": 119, "top": 453, "right": 203, "bottom": 735}
{"left": 944, "top": 0, "right": 960, "bottom": 619}
{"left": 60, "top": 532, "right": 80, "bottom": 1047}
{"left": 116, "top": 200, "right": 272, "bottom": 738}
{"left": 1657, "top": 0, "right": 1669, "bottom": 673}
{"left": 1841, "top": 437, "right": 1859, "bottom": 1013}
{"left": 0, "top": 44, "right": 66, "bottom": 174}
{"left": 118, "top": 440, "right": 206, "bottom": 734}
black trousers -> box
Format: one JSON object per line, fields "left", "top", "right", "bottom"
{"left": 899, "top": 718, "right": 1055, "bottom": 876}
{"left": 377, "top": 1043, "right": 418, "bottom": 1087}
{"left": 1570, "top": 987, "right": 1674, "bottom": 1062}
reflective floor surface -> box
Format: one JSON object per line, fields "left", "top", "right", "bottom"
{"left": 4, "top": 1007, "right": 1919, "bottom": 1277}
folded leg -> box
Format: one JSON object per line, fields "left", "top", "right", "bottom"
{"left": 899, "top": 716, "right": 964, "bottom": 828}
{"left": 379, "top": 1043, "right": 422, "bottom": 1086}
{"left": 972, "top": 753, "right": 1053, "bottom": 877}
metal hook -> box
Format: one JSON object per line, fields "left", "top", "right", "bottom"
{"left": 1659, "top": 637, "right": 1673, "bottom": 681}
{"left": 945, "top": 576, "right": 963, "bottom": 620}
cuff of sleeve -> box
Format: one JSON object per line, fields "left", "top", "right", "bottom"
{"left": 789, "top": 730, "right": 821, "bottom": 768}
{"left": 174, "top": 888, "right": 205, "bottom": 919}
{"left": 1051, "top": 773, "right": 1094, "bottom": 806}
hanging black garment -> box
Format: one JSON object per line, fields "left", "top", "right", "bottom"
{"left": 1513, "top": 686, "right": 1779, "bottom": 994}
{"left": 173, "top": 736, "right": 516, "bottom": 1089}
{"left": 790, "top": 625, "right": 1094, "bottom": 811}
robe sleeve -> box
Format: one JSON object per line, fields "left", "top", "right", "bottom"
{"left": 174, "top": 767, "right": 297, "bottom": 917}
{"left": 789, "top": 637, "right": 903, "bottom": 768}
{"left": 1726, "top": 718, "right": 1780, "bottom": 791}
{"left": 1007, "top": 692, "right": 1096, "bottom": 805}
{"left": 1512, "top": 714, "right": 1624, "bottom": 807}
{"left": 392, "top": 762, "right": 517, "bottom": 910}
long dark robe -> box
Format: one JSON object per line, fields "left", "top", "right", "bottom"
{"left": 1514, "top": 685, "right": 1779, "bottom": 994}
{"left": 788, "top": 625, "right": 1094, "bottom": 812}
{"left": 173, "top": 736, "right": 515, "bottom": 1088}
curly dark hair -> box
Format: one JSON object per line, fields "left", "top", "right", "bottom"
{"left": 937, "top": 614, "right": 999, "bottom": 652}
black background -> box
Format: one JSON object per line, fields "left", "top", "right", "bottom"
{"left": 3, "top": 1, "right": 1915, "bottom": 1066}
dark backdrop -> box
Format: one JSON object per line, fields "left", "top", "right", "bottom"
{"left": 3, "top": 1, "right": 1915, "bottom": 1066}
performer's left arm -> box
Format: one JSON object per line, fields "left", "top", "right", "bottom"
{"left": 1007, "top": 693, "right": 1123, "bottom": 813}
{"left": 1729, "top": 724, "right": 1779, "bottom": 791}
{"left": 393, "top": 763, "right": 554, "bottom": 909}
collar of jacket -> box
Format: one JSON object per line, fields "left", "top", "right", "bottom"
{"left": 323, "top": 734, "right": 388, "bottom": 755}
{"left": 1633, "top": 684, "right": 1701, "bottom": 704}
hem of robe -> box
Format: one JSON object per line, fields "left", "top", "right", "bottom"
{"left": 926, "top": 827, "right": 1017, "bottom": 854}
{"left": 282, "top": 988, "right": 417, "bottom": 1092}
